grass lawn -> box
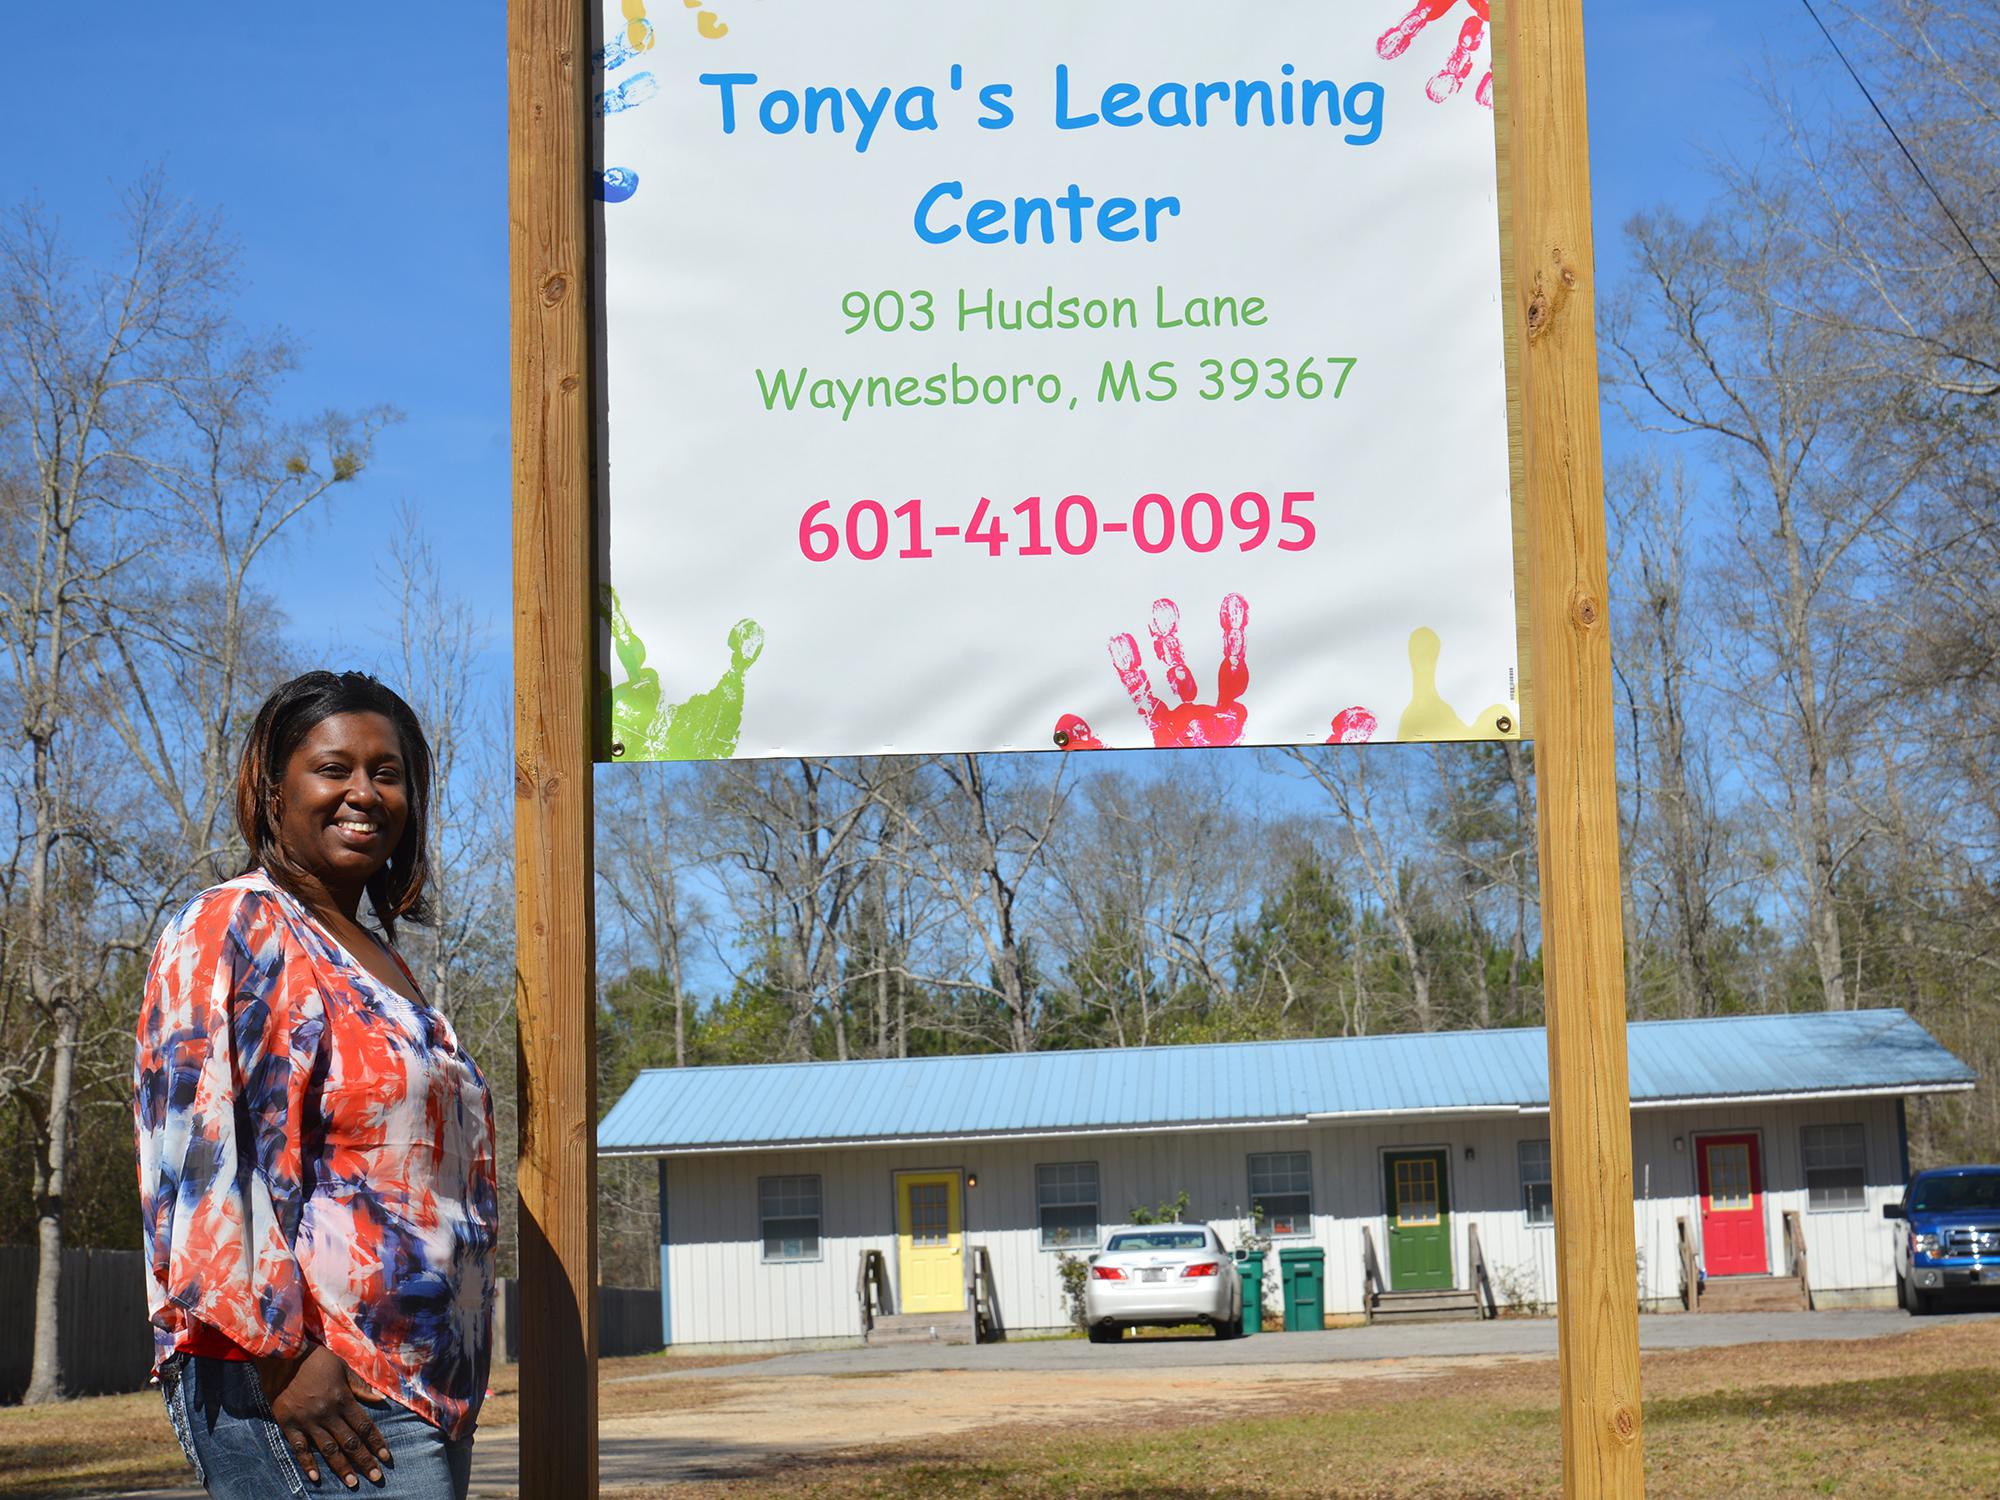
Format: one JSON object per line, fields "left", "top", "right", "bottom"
{"left": 3, "top": 1321, "right": 1994, "bottom": 1498}
{"left": 623, "top": 1320, "right": 2000, "bottom": 1500}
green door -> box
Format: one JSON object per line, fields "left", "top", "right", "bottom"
{"left": 1384, "top": 1150, "right": 1453, "bottom": 1290}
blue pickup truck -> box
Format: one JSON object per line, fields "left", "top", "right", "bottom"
{"left": 1884, "top": 1165, "right": 2000, "bottom": 1314}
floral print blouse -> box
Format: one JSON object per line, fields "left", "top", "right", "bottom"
{"left": 134, "top": 870, "right": 497, "bottom": 1439}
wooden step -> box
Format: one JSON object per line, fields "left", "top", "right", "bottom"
{"left": 1371, "top": 1288, "right": 1485, "bottom": 1323}
{"left": 1698, "top": 1275, "right": 1808, "bottom": 1313}
{"left": 865, "top": 1310, "right": 977, "bottom": 1346}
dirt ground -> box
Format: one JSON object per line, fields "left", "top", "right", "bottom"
{"left": 461, "top": 1320, "right": 1998, "bottom": 1494}
{"left": 600, "top": 1320, "right": 2000, "bottom": 1499}
{"left": 7, "top": 1320, "right": 1997, "bottom": 1498}
{"left": 477, "top": 1353, "right": 1530, "bottom": 1484}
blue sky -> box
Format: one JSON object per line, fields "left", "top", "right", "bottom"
{"left": 0, "top": 1, "right": 1839, "bottom": 708}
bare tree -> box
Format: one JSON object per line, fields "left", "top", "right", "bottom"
{"left": 0, "top": 176, "right": 385, "bottom": 1402}
{"left": 1773, "top": 1, "right": 2000, "bottom": 404}
{"left": 1426, "top": 743, "right": 1543, "bottom": 1029}
{"left": 1043, "top": 761, "right": 1256, "bottom": 1046}
{"left": 861, "top": 755, "right": 1066, "bottom": 1053}
{"left": 828, "top": 764, "right": 941, "bottom": 1059}
{"left": 699, "top": 758, "right": 873, "bottom": 1060}
{"left": 373, "top": 522, "right": 519, "bottom": 1273}
{"left": 1498, "top": 743, "right": 1538, "bottom": 1021}
{"left": 597, "top": 770, "right": 703, "bottom": 1067}
{"left": 1607, "top": 194, "right": 1923, "bottom": 1009}
{"left": 87, "top": 304, "right": 391, "bottom": 895}
{"left": 1609, "top": 458, "right": 1729, "bottom": 1016}
{"left": 1763, "top": 0, "right": 2000, "bottom": 1003}
{"left": 1281, "top": 750, "right": 1438, "bottom": 1030}
{"left": 378, "top": 517, "right": 508, "bottom": 1020}
{"left": 0, "top": 181, "right": 231, "bottom": 1405}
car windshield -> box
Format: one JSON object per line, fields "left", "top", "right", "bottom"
{"left": 1105, "top": 1231, "right": 1209, "bottom": 1252}
{"left": 1910, "top": 1173, "right": 2000, "bottom": 1213}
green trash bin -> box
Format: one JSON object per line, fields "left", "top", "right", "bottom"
{"left": 1279, "top": 1245, "right": 1325, "bottom": 1332}
{"left": 1234, "top": 1251, "right": 1264, "bottom": 1337}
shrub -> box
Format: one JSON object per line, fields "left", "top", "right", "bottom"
{"left": 1056, "top": 1251, "right": 1091, "bottom": 1329}
{"left": 1492, "top": 1259, "right": 1547, "bottom": 1317}
{"left": 1127, "top": 1189, "right": 1191, "bottom": 1225}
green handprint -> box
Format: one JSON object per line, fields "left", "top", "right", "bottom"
{"left": 602, "top": 584, "right": 764, "bottom": 761}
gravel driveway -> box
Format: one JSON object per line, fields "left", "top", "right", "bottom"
{"left": 644, "top": 1305, "right": 1993, "bottom": 1378}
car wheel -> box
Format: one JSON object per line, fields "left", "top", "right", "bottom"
{"left": 1088, "top": 1322, "right": 1119, "bottom": 1344}
{"left": 1213, "top": 1317, "right": 1239, "bottom": 1340}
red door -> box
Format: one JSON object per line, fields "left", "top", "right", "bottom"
{"left": 1696, "top": 1133, "right": 1769, "bottom": 1276}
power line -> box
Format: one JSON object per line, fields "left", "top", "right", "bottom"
{"left": 1797, "top": 0, "right": 2000, "bottom": 300}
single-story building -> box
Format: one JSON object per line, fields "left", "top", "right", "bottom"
{"left": 596, "top": 1009, "right": 1976, "bottom": 1352}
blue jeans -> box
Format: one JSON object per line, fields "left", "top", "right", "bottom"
{"left": 163, "top": 1354, "right": 473, "bottom": 1500}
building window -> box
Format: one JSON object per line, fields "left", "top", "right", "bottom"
{"left": 759, "top": 1174, "right": 821, "bottom": 1261}
{"left": 1036, "top": 1161, "right": 1100, "bottom": 1249}
{"left": 1249, "top": 1151, "right": 1313, "bottom": 1237}
{"left": 1518, "top": 1139, "right": 1553, "bottom": 1226}
{"left": 1801, "top": 1124, "right": 1866, "bottom": 1211}
{"left": 1394, "top": 1156, "right": 1442, "bottom": 1226}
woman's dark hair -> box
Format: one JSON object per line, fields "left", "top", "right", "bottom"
{"left": 236, "top": 671, "right": 433, "bottom": 930}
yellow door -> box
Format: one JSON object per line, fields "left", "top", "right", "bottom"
{"left": 895, "top": 1172, "right": 964, "bottom": 1314}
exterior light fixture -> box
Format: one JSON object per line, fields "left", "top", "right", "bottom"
{"left": 967, "top": 1173, "right": 979, "bottom": 1189}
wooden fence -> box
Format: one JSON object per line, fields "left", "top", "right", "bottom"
{"left": 497, "top": 1280, "right": 663, "bottom": 1362}
{"left": 0, "top": 1247, "right": 154, "bottom": 1401}
{"left": 1, "top": 1247, "right": 665, "bottom": 1402}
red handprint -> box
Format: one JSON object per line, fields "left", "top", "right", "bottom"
{"left": 1055, "top": 595, "right": 1250, "bottom": 750}
{"left": 1378, "top": 0, "right": 1493, "bottom": 108}
{"left": 1052, "top": 713, "right": 1105, "bottom": 751}
{"left": 1326, "top": 706, "right": 1379, "bottom": 744}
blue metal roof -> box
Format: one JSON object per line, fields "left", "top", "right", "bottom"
{"left": 597, "top": 1008, "right": 1975, "bottom": 1155}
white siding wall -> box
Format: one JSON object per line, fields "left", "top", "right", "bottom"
{"left": 1484, "top": 1096, "right": 1905, "bottom": 1311}
{"left": 1625, "top": 1095, "right": 1905, "bottom": 1306}
{"left": 657, "top": 1096, "right": 1909, "bottom": 1348}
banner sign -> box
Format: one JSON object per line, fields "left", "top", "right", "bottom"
{"left": 595, "top": 0, "right": 1520, "bottom": 760}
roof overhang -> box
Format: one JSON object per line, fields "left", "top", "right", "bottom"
{"left": 598, "top": 1080, "right": 1974, "bottom": 1158}
{"left": 1304, "top": 1105, "right": 1522, "bottom": 1124}
{"left": 601, "top": 1113, "right": 1318, "bottom": 1157}
{"left": 1620, "top": 1080, "right": 1975, "bottom": 1112}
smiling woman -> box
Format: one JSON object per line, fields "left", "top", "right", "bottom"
{"left": 132, "top": 671, "right": 497, "bottom": 1500}
{"left": 239, "top": 678, "right": 430, "bottom": 949}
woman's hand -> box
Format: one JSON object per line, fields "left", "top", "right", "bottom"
{"left": 253, "top": 1344, "right": 392, "bottom": 1489}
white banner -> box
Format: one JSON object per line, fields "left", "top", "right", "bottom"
{"left": 596, "top": 0, "right": 1520, "bottom": 760}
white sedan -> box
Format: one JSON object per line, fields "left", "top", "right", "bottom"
{"left": 1082, "top": 1224, "right": 1242, "bottom": 1342}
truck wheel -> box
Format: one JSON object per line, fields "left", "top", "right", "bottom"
{"left": 1912, "top": 1285, "right": 1937, "bottom": 1317}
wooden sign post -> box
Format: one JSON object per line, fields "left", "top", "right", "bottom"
{"left": 509, "top": 0, "right": 601, "bottom": 1492}
{"left": 507, "top": 0, "right": 1643, "bottom": 1494}
{"left": 1499, "top": 0, "right": 1647, "bottom": 1492}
